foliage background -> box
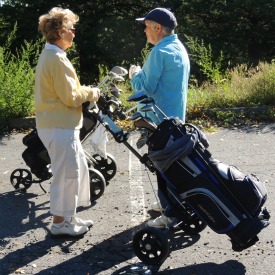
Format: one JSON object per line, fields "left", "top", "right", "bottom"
{"left": 0, "top": 0, "right": 274, "bottom": 83}
{"left": 0, "top": 0, "right": 274, "bottom": 128}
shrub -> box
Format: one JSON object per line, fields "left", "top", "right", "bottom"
{"left": 188, "top": 61, "right": 275, "bottom": 110}
{"left": 0, "top": 27, "right": 41, "bottom": 120}
{"left": 231, "top": 62, "right": 275, "bottom": 106}
{"left": 185, "top": 35, "right": 225, "bottom": 84}
{"left": 187, "top": 61, "right": 275, "bottom": 127}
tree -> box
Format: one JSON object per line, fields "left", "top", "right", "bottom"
{"left": 0, "top": 0, "right": 274, "bottom": 83}
{"left": 0, "top": 0, "right": 184, "bottom": 82}
{"left": 177, "top": 0, "right": 275, "bottom": 67}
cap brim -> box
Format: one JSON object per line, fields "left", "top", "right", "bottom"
{"left": 135, "top": 17, "right": 145, "bottom": 23}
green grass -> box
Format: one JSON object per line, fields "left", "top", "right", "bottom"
{"left": 186, "top": 61, "right": 275, "bottom": 129}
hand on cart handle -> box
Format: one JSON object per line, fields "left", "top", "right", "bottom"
{"left": 89, "top": 87, "right": 101, "bottom": 102}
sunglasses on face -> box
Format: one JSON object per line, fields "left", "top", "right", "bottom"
{"left": 69, "top": 28, "right": 76, "bottom": 34}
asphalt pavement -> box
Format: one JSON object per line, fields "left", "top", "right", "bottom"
{"left": 0, "top": 123, "right": 275, "bottom": 275}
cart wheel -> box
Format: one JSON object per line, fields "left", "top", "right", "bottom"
{"left": 89, "top": 168, "right": 106, "bottom": 202}
{"left": 92, "top": 153, "right": 117, "bottom": 181}
{"left": 10, "top": 169, "right": 33, "bottom": 190}
{"left": 132, "top": 227, "right": 170, "bottom": 265}
{"left": 179, "top": 212, "right": 207, "bottom": 234}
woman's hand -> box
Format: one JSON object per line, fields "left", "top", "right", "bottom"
{"left": 89, "top": 87, "right": 101, "bottom": 102}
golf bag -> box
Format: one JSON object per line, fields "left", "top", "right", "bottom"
{"left": 22, "top": 103, "right": 97, "bottom": 180}
{"left": 22, "top": 128, "right": 51, "bottom": 179}
{"left": 146, "top": 117, "right": 270, "bottom": 251}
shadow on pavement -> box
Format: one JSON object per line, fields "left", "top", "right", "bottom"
{"left": 0, "top": 190, "right": 50, "bottom": 239}
{"left": 34, "top": 225, "right": 202, "bottom": 274}
{"left": 0, "top": 188, "right": 203, "bottom": 274}
{"left": 114, "top": 259, "right": 246, "bottom": 275}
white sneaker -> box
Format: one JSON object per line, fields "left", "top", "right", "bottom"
{"left": 71, "top": 217, "right": 94, "bottom": 228}
{"left": 51, "top": 221, "right": 88, "bottom": 238}
{"left": 151, "top": 201, "right": 163, "bottom": 212}
{"left": 147, "top": 215, "right": 173, "bottom": 228}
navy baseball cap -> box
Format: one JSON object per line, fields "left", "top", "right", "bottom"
{"left": 136, "top": 8, "right": 177, "bottom": 29}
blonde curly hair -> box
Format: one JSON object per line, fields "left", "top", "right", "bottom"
{"left": 38, "top": 7, "right": 79, "bottom": 43}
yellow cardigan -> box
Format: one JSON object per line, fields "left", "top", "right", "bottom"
{"left": 35, "top": 44, "right": 94, "bottom": 129}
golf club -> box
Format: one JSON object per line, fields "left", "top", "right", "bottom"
{"left": 127, "top": 90, "right": 148, "bottom": 102}
{"left": 133, "top": 117, "right": 157, "bottom": 132}
{"left": 109, "top": 83, "right": 122, "bottom": 98}
{"left": 139, "top": 105, "right": 162, "bottom": 123}
{"left": 128, "top": 112, "right": 143, "bottom": 121}
{"left": 110, "top": 66, "right": 128, "bottom": 76}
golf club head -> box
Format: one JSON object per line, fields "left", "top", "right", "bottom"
{"left": 127, "top": 90, "right": 147, "bottom": 102}
{"left": 108, "top": 98, "right": 120, "bottom": 108}
{"left": 109, "top": 83, "right": 122, "bottom": 98}
{"left": 139, "top": 105, "right": 162, "bottom": 123}
{"left": 139, "top": 105, "right": 155, "bottom": 113}
{"left": 109, "top": 71, "right": 125, "bottom": 81}
{"left": 142, "top": 116, "right": 157, "bottom": 127}
{"left": 109, "top": 83, "right": 122, "bottom": 92}
{"left": 111, "top": 66, "right": 128, "bottom": 76}
{"left": 133, "top": 117, "right": 157, "bottom": 132}
{"left": 139, "top": 97, "right": 155, "bottom": 104}
{"left": 128, "top": 112, "right": 142, "bottom": 121}
{"left": 110, "top": 89, "right": 121, "bottom": 98}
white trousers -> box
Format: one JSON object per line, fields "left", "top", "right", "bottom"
{"left": 38, "top": 128, "right": 90, "bottom": 217}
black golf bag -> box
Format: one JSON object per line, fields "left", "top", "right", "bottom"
{"left": 22, "top": 128, "right": 51, "bottom": 179}
{"left": 146, "top": 117, "right": 270, "bottom": 251}
{"left": 22, "top": 104, "right": 97, "bottom": 180}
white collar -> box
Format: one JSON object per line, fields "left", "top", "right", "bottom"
{"left": 45, "top": 43, "right": 66, "bottom": 55}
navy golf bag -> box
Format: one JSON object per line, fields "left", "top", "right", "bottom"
{"left": 146, "top": 117, "right": 270, "bottom": 251}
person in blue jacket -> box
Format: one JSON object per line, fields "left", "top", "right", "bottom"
{"left": 129, "top": 7, "right": 190, "bottom": 228}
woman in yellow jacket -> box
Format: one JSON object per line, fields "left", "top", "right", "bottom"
{"left": 35, "top": 7, "right": 100, "bottom": 238}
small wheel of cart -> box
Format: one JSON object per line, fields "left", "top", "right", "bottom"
{"left": 92, "top": 153, "right": 117, "bottom": 182}
{"left": 178, "top": 211, "right": 207, "bottom": 234}
{"left": 132, "top": 227, "right": 170, "bottom": 265}
{"left": 10, "top": 169, "right": 33, "bottom": 190}
{"left": 89, "top": 168, "right": 106, "bottom": 202}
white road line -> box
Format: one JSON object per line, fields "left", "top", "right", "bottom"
{"left": 129, "top": 136, "right": 146, "bottom": 227}
{"left": 129, "top": 135, "right": 147, "bottom": 267}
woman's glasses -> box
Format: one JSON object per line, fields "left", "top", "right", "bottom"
{"left": 69, "top": 28, "right": 76, "bottom": 34}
